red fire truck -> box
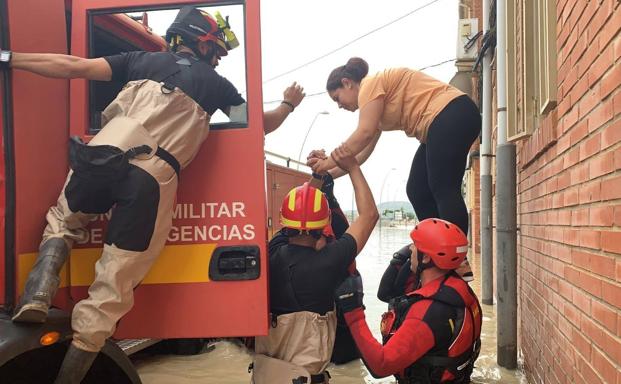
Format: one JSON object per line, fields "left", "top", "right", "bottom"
{"left": 0, "top": 1, "right": 308, "bottom": 382}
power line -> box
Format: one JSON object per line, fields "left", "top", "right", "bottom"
{"left": 263, "top": 0, "right": 446, "bottom": 84}
{"left": 262, "top": 57, "right": 457, "bottom": 105}
{"left": 419, "top": 58, "right": 456, "bottom": 70}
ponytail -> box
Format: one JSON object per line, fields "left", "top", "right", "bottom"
{"left": 326, "top": 57, "right": 369, "bottom": 91}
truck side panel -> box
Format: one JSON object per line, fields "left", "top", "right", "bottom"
{"left": 8, "top": 0, "right": 71, "bottom": 310}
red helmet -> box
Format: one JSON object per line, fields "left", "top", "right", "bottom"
{"left": 409, "top": 218, "right": 468, "bottom": 270}
{"left": 280, "top": 183, "right": 330, "bottom": 231}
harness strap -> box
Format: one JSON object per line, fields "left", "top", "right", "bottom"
{"left": 311, "top": 370, "right": 330, "bottom": 383}
{"left": 418, "top": 354, "right": 471, "bottom": 371}
{"left": 292, "top": 371, "right": 330, "bottom": 384}
{"left": 125, "top": 144, "right": 180, "bottom": 177}
{"left": 155, "top": 146, "right": 181, "bottom": 177}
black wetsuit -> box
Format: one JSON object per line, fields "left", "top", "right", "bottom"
{"left": 406, "top": 95, "right": 481, "bottom": 235}
{"left": 268, "top": 232, "right": 357, "bottom": 315}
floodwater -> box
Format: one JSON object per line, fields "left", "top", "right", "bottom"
{"left": 134, "top": 226, "right": 528, "bottom": 383}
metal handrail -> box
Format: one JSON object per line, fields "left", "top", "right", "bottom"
{"left": 265, "top": 150, "right": 309, "bottom": 169}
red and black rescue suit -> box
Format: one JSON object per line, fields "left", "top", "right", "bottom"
{"left": 345, "top": 272, "right": 482, "bottom": 383}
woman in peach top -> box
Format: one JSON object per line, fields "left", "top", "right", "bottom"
{"left": 310, "top": 58, "right": 480, "bottom": 279}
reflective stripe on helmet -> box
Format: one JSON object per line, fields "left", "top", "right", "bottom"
{"left": 313, "top": 189, "right": 323, "bottom": 212}
{"left": 280, "top": 183, "right": 330, "bottom": 231}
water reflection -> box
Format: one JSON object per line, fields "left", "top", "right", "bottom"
{"left": 135, "top": 227, "right": 527, "bottom": 383}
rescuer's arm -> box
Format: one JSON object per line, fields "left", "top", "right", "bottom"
{"left": 309, "top": 98, "right": 383, "bottom": 176}
{"left": 343, "top": 307, "right": 435, "bottom": 378}
{"left": 324, "top": 130, "right": 381, "bottom": 179}
{"left": 335, "top": 144, "right": 379, "bottom": 254}
{"left": 334, "top": 274, "right": 435, "bottom": 377}
{"left": 263, "top": 82, "right": 305, "bottom": 134}
{"left": 308, "top": 170, "right": 351, "bottom": 237}
{"left": 377, "top": 245, "right": 413, "bottom": 302}
{"left": 10, "top": 53, "right": 112, "bottom": 81}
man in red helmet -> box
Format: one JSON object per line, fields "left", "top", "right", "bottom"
{"left": 335, "top": 218, "right": 482, "bottom": 383}
{"left": 4, "top": 5, "right": 303, "bottom": 383}
{"left": 251, "top": 144, "right": 378, "bottom": 384}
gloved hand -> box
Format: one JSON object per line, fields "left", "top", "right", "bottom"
{"left": 0, "top": 50, "right": 12, "bottom": 69}
{"left": 390, "top": 244, "right": 413, "bottom": 266}
{"left": 335, "top": 273, "right": 364, "bottom": 313}
{"left": 319, "top": 172, "right": 339, "bottom": 209}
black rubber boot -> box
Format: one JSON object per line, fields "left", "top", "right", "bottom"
{"left": 12, "top": 237, "right": 69, "bottom": 323}
{"left": 54, "top": 344, "right": 98, "bottom": 384}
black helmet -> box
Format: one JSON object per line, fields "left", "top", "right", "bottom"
{"left": 166, "top": 6, "right": 236, "bottom": 57}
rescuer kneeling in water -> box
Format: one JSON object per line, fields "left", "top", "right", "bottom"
{"left": 267, "top": 165, "right": 363, "bottom": 366}
{"left": 335, "top": 218, "right": 482, "bottom": 383}
{"left": 4, "top": 6, "right": 302, "bottom": 383}
{"left": 250, "top": 144, "right": 378, "bottom": 384}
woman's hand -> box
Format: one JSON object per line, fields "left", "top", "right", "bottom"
{"left": 307, "top": 149, "right": 328, "bottom": 172}
{"left": 307, "top": 149, "right": 327, "bottom": 161}
{"left": 310, "top": 158, "right": 332, "bottom": 174}
{"left": 331, "top": 143, "right": 358, "bottom": 172}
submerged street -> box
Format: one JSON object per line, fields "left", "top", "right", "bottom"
{"left": 134, "top": 227, "right": 527, "bottom": 383}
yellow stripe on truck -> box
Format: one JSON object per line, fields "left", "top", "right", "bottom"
{"left": 17, "top": 243, "right": 217, "bottom": 291}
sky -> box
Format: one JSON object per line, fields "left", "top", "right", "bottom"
{"left": 135, "top": 0, "right": 460, "bottom": 210}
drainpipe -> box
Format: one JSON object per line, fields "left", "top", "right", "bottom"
{"left": 480, "top": 0, "right": 493, "bottom": 306}
{"left": 495, "top": 0, "right": 518, "bottom": 370}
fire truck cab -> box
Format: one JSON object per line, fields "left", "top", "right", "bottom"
{"left": 0, "top": 1, "right": 308, "bottom": 382}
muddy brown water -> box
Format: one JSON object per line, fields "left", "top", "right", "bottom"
{"left": 134, "top": 227, "right": 528, "bottom": 383}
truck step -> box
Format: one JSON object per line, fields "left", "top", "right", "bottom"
{"left": 115, "top": 338, "right": 161, "bottom": 355}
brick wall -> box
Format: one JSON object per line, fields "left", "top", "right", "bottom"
{"left": 514, "top": 1, "right": 621, "bottom": 383}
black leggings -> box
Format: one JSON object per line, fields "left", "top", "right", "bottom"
{"left": 406, "top": 95, "right": 481, "bottom": 235}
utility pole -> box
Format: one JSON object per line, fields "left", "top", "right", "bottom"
{"left": 496, "top": 0, "right": 518, "bottom": 369}
{"left": 480, "top": 0, "right": 494, "bottom": 306}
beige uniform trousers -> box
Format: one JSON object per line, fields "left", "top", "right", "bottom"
{"left": 41, "top": 79, "right": 209, "bottom": 352}
{"left": 43, "top": 154, "right": 177, "bottom": 352}
{"left": 252, "top": 311, "right": 337, "bottom": 384}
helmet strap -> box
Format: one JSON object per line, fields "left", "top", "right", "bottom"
{"left": 414, "top": 252, "right": 435, "bottom": 289}
{"left": 196, "top": 41, "right": 219, "bottom": 63}
{"left": 171, "top": 37, "right": 216, "bottom": 63}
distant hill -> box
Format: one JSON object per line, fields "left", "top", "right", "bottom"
{"left": 344, "top": 201, "right": 415, "bottom": 219}
{"left": 378, "top": 201, "right": 414, "bottom": 213}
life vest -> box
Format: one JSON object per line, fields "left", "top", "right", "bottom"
{"left": 380, "top": 273, "right": 482, "bottom": 384}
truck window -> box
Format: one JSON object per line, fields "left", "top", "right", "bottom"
{"left": 87, "top": 3, "right": 247, "bottom": 133}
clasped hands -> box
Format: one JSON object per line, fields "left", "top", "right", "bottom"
{"left": 306, "top": 143, "right": 358, "bottom": 175}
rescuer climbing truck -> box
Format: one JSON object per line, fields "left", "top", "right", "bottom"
{"left": 0, "top": 1, "right": 308, "bottom": 382}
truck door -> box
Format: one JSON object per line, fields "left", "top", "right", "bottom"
{"left": 69, "top": 0, "right": 268, "bottom": 338}
{"left": 4, "top": 0, "right": 71, "bottom": 313}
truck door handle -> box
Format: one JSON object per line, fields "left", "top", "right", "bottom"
{"left": 208, "top": 245, "right": 260, "bottom": 281}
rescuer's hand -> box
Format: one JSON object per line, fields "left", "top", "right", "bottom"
{"left": 307, "top": 149, "right": 328, "bottom": 162}
{"left": 335, "top": 273, "right": 364, "bottom": 313}
{"left": 390, "top": 244, "right": 413, "bottom": 267}
{"left": 282, "top": 82, "right": 305, "bottom": 110}
{"left": 331, "top": 143, "right": 358, "bottom": 172}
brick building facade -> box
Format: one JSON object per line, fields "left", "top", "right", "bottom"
{"left": 465, "top": 0, "right": 621, "bottom": 382}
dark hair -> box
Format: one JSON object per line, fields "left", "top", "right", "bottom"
{"left": 282, "top": 227, "right": 323, "bottom": 239}
{"left": 326, "top": 57, "right": 369, "bottom": 91}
